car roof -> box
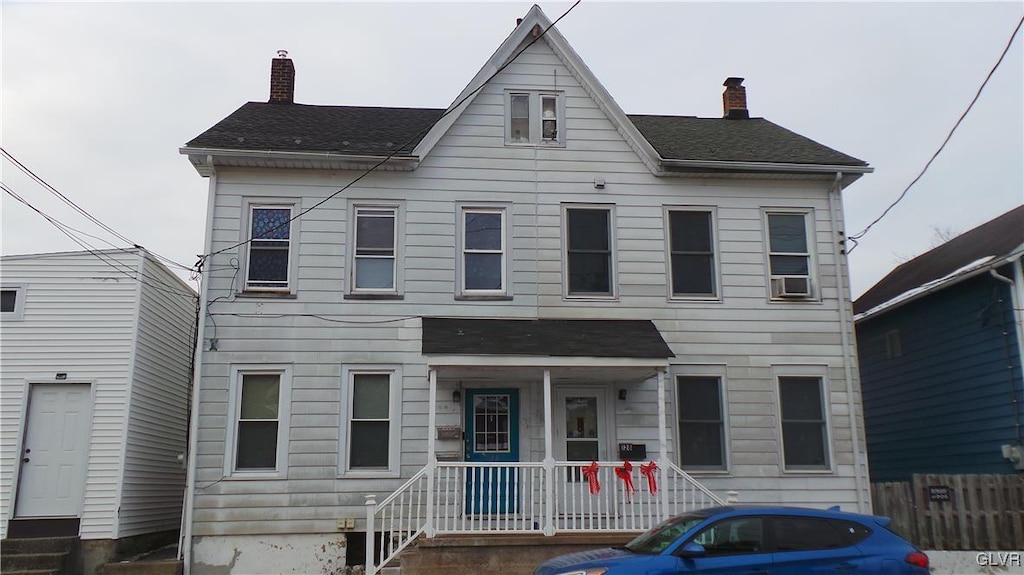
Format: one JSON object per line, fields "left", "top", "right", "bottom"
{"left": 689, "top": 505, "right": 874, "bottom": 522}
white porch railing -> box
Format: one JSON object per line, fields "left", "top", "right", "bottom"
{"left": 365, "top": 460, "right": 726, "bottom": 574}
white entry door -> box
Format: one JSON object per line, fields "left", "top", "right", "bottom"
{"left": 554, "top": 388, "right": 610, "bottom": 462}
{"left": 16, "top": 384, "right": 92, "bottom": 517}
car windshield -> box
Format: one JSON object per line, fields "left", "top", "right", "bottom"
{"left": 625, "top": 513, "right": 707, "bottom": 554}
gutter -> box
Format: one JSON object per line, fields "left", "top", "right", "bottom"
{"left": 660, "top": 158, "right": 873, "bottom": 177}
{"left": 178, "top": 146, "right": 421, "bottom": 173}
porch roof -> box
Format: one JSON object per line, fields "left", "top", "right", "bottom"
{"left": 421, "top": 318, "right": 675, "bottom": 359}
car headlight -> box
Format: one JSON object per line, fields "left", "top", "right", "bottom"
{"left": 557, "top": 570, "right": 608, "bottom": 575}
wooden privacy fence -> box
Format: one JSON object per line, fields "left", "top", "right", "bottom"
{"left": 871, "top": 474, "right": 1024, "bottom": 550}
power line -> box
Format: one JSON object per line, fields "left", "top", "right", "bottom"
{"left": 201, "top": 0, "right": 583, "bottom": 264}
{"left": 847, "top": 14, "right": 1024, "bottom": 253}
{"left": 1, "top": 146, "right": 194, "bottom": 272}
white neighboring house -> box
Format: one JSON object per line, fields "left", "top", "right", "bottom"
{"left": 180, "top": 6, "right": 874, "bottom": 574}
{"left": 0, "top": 249, "right": 196, "bottom": 572}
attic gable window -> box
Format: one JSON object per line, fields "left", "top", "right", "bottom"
{"left": 506, "top": 91, "right": 564, "bottom": 146}
{"left": 0, "top": 285, "right": 26, "bottom": 320}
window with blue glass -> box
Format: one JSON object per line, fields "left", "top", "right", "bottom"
{"left": 246, "top": 206, "right": 292, "bottom": 291}
{"left": 462, "top": 208, "right": 505, "bottom": 293}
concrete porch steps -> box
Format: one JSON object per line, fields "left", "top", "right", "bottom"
{"left": 0, "top": 536, "right": 78, "bottom": 575}
{"left": 98, "top": 543, "right": 182, "bottom": 575}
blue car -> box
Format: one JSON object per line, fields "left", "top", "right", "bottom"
{"left": 534, "top": 506, "right": 929, "bottom": 575}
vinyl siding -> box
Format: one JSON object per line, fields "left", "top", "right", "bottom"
{"left": 0, "top": 252, "right": 140, "bottom": 540}
{"left": 118, "top": 253, "right": 195, "bottom": 537}
{"left": 191, "top": 37, "right": 866, "bottom": 537}
{"left": 856, "top": 273, "right": 1023, "bottom": 481}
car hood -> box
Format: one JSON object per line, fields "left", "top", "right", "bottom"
{"left": 535, "top": 547, "right": 640, "bottom": 575}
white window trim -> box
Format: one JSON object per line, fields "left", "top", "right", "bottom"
{"left": 456, "top": 203, "right": 512, "bottom": 298}
{"left": 763, "top": 208, "right": 819, "bottom": 302}
{"left": 562, "top": 203, "right": 618, "bottom": 300}
{"left": 240, "top": 201, "right": 299, "bottom": 295}
{"left": 664, "top": 206, "right": 722, "bottom": 302}
{"left": 224, "top": 365, "right": 292, "bottom": 478}
{"left": 504, "top": 90, "right": 566, "bottom": 147}
{"left": 346, "top": 202, "right": 404, "bottom": 295}
{"left": 772, "top": 365, "right": 834, "bottom": 474}
{"left": 339, "top": 364, "right": 402, "bottom": 478}
{"left": 1, "top": 283, "right": 27, "bottom": 320}
{"left": 670, "top": 364, "right": 730, "bottom": 474}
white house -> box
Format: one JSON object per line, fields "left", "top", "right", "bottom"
{"left": 180, "top": 6, "right": 874, "bottom": 574}
{"left": 0, "top": 249, "right": 197, "bottom": 574}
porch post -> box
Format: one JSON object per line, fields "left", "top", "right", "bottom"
{"left": 542, "top": 368, "right": 556, "bottom": 535}
{"left": 657, "top": 368, "right": 670, "bottom": 519}
{"left": 425, "top": 368, "right": 437, "bottom": 537}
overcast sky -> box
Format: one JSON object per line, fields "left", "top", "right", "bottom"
{"left": 2, "top": 1, "right": 1022, "bottom": 298}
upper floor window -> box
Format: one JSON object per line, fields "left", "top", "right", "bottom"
{"left": 461, "top": 207, "right": 506, "bottom": 294}
{"left": 668, "top": 209, "right": 718, "bottom": 298}
{"left": 1, "top": 284, "right": 26, "bottom": 320}
{"left": 778, "top": 375, "right": 830, "bottom": 471}
{"left": 353, "top": 207, "right": 397, "bottom": 292}
{"left": 565, "top": 206, "right": 615, "bottom": 297}
{"left": 766, "top": 211, "right": 815, "bottom": 299}
{"left": 506, "top": 91, "right": 564, "bottom": 146}
{"left": 246, "top": 205, "right": 293, "bottom": 292}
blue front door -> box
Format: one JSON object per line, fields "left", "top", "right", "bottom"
{"left": 464, "top": 389, "right": 519, "bottom": 514}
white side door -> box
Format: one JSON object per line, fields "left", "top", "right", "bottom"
{"left": 16, "top": 384, "right": 92, "bottom": 517}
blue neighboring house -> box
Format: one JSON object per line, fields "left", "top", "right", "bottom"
{"left": 853, "top": 205, "right": 1024, "bottom": 482}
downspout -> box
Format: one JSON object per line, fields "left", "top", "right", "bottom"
{"left": 827, "top": 172, "right": 868, "bottom": 513}
{"left": 989, "top": 258, "right": 1024, "bottom": 445}
{"left": 180, "top": 160, "right": 218, "bottom": 572}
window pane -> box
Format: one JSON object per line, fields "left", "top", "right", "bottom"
{"left": 779, "top": 377, "right": 824, "bottom": 420}
{"left": 568, "top": 209, "right": 609, "bottom": 251}
{"left": 0, "top": 290, "right": 16, "bottom": 313}
{"left": 465, "top": 212, "right": 502, "bottom": 250}
{"left": 696, "top": 518, "right": 764, "bottom": 555}
{"left": 771, "top": 517, "right": 848, "bottom": 551}
{"left": 672, "top": 254, "right": 714, "bottom": 295}
{"left": 251, "top": 208, "right": 291, "bottom": 240}
{"left": 565, "top": 397, "right": 598, "bottom": 439}
{"left": 465, "top": 253, "right": 502, "bottom": 290}
{"left": 248, "top": 247, "right": 289, "bottom": 283}
{"left": 511, "top": 94, "right": 530, "bottom": 142}
{"left": 355, "top": 258, "right": 395, "bottom": 289}
{"left": 670, "top": 211, "right": 712, "bottom": 252}
{"left": 568, "top": 253, "right": 610, "bottom": 294}
{"left": 240, "top": 375, "right": 279, "bottom": 419}
{"left": 236, "top": 420, "right": 278, "bottom": 469}
{"left": 679, "top": 377, "right": 720, "bottom": 419}
{"left": 356, "top": 213, "right": 395, "bottom": 250}
{"left": 782, "top": 422, "right": 828, "bottom": 467}
{"left": 768, "top": 214, "right": 807, "bottom": 252}
{"left": 353, "top": 374, "right": 390, "bottom": 419}
{"left": 351, "top": 421, "right": 390, "bottom": 467}
{"left": 680, "top": 422, "right": 724, "bottom": 467}
{"left": 770, "top": 255, "right": 809, "bottom": 275}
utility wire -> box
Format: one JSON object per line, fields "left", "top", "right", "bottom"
{"left": 201, "top": 0, "right": 583, "bottom": 264}
{"left": 847, "top": 14, "right": 1024, "bottom": 253}
{"left": 1, "top": 146, "right": 194, "bottom": 272}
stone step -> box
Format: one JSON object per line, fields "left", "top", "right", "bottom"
{"left": 1, "top": 536, "right": 78, "bottom": 555}
{"left": 100, "top": 558, "right": 184, "bottom": 575}
{"left": 0, "top": 551, "right": 68, "bottom": 572}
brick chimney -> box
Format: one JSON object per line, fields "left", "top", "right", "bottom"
{"left": 722, "top": 77, "right": 748, "bottom": 119}
{"left": 269, "top": 50, "right": 295, "bottom": 104}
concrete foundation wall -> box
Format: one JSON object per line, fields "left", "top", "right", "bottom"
{"left": 191, "top": 534, "right": 347, "bottom": 574}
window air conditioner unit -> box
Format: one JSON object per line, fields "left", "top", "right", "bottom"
{"left": 773, "top": 276, "right": 812, "bottom": 298}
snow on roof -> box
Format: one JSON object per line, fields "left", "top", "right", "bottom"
{"left": 854, "top": 255, "right": 997, "bottom": 321}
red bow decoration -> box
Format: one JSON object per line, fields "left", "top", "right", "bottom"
{"left": 640, "top": 461, "right": 658, "bottom": 494}
{"left": 581, "top": 461, "right": 601, "bottom": 495}
{"left": 615, "top": 460, "right": 636, "bottom": 501}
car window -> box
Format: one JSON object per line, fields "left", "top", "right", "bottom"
{"left": 627, "top": 513, "right": 707, "bottom": 554}
{"left": 829, "top": 519, "right": 872, "bottom": 545}
{"left": 690, "top": 517, "right": 766, "bottom": 556}
{"left": 770, "top": 517, "right": 850, "bottom": 551}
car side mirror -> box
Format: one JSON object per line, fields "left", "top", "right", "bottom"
{"left": 677, "top": 542, "right": 706, "bottom": 557}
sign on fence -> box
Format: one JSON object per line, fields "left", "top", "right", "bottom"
{"left": 871, "top": 474, "right": 1024, "bottom": 550}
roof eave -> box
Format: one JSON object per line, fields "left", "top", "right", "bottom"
{"left": 660, "top": 158, "right": 872, "bottom": 178}
{"left": 179, "top": 146, "right": 421, "bottom": 176}
{"left": 854, "top": 248, "right": 1024, "bottom": 323}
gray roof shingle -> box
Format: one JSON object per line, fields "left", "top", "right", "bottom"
{"left": 853, "top": 205, "right": 1024, "bottom": 315}
{"left": 421, "top": 318, "right": 675, "bottom": 359}
{"left": 185, "top": 102, "right": 866, "bottom": 167}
